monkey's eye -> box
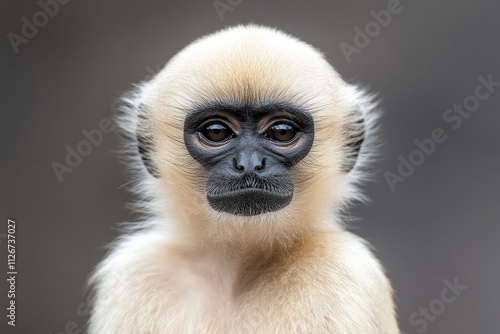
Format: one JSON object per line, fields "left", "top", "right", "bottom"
{"left": 264, "top": 123, "right": 298, "bottom": 142}
{"left": 201, "top": 123, "right": 233, "bottom": 142}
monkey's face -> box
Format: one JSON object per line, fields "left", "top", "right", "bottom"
{"left": 134, "top": 26, "right": 367, "bottom": 229}
{"left": 183, "top": 102, "right": 314, "bottom": 216}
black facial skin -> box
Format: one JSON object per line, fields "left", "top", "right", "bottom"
{"left": 184, "top": 101, "right": 314, "bottom": 216}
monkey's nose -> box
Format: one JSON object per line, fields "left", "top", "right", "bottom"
{"left": 233, "top": 153, "right": 266, "bottom": 172}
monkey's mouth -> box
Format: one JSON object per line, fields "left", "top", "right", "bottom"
{"left": 206, "top": 174, "right": 293, "bottom": 216}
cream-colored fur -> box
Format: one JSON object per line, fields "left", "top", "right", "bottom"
{"left": 89, "top": 25, "right": 399, "bottom": 333}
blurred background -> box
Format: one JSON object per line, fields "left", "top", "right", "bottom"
{"left": 2, "top": 0, "right": 499, "bottom": 333}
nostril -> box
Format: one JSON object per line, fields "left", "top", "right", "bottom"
{"left": 255, "top": 158, "right": 266, "bottom": 171}
{"left": 233, "top": 158, "right": 244, "bottom": 172}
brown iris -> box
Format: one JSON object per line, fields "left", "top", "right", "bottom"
{"left": 201, "top": 123, "right": 232, "bottom": 142}
{"left": 265, "top": 123, "right": 297, "bottom": 142}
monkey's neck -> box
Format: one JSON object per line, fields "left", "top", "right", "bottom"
{"left": 169, "top": 225, "right": 339, "bottom": 299}
{"left": 171, "top": 213, "right": 341, "bottom": 264}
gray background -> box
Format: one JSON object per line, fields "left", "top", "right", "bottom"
{"left": 2, "top": 0, "right": 499, "bottom": 333}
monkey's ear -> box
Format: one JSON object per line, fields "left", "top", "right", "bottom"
{"left": 115, "top": 83, "right": 161, "bottom": 179}
{"left": 342, "top": 86, "right": 379, "bottom": 173}
{"left": 343, "top": 112, "right": 365, "bottom": 173}
{"left": 136, "top": 104, "right": 160, "bottom": 178}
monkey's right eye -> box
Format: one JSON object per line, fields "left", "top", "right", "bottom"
{"left": 200, "top": 123, "right": 233, "bottom": 142}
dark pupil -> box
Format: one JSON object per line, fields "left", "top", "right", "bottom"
{"left": 271, "top": 124, "right": 295, "bottom": 141}
{"left": 204, "top": 124, "right": 228, "bottom": 141}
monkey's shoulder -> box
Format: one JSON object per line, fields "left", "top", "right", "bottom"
{"left": 91, "top": 228, "right": 190, "bottom": 286}
{"left": 269, "top": 231, "right": 392, "bottom": 294}
{"left": 326, "top": 231, "right": 389, "bottom": 278}
{"left": 89, "top": 229, "right": 218, "bottom": 332}
{"left": 235, "top": 231, "right": 399, "bottom": 333}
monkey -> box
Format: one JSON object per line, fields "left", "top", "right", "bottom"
{"left": 88, "top": 25, "right": 399, "bottom": 333}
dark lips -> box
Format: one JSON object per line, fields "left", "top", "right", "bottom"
{"left": 207, "top": 187, "right": 293, "bottom": 216}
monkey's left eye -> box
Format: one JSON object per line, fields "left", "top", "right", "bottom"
{"left": 201, "top": 123, "right": 233, "bottom": 142}
{"left": 264, "top": 123, "right": 298, "bottom": 142}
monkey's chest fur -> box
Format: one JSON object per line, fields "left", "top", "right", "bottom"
{"left": 90, "top": 230, "right": 398, "bottom": 333}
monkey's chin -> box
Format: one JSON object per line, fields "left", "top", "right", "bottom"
{"left": 207, "top": 188, "right": 293, "bottom": 216}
